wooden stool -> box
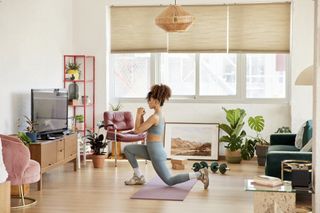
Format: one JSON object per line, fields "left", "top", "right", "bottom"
{"left": 171, "top": 157, "right": 188, "bottom": 170}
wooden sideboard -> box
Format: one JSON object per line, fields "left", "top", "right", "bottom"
{"left": 0, "top": 181, "right": 10, "bottom": 213}
{"left": 29, "top": 134, "right": 77, "bottom": 190}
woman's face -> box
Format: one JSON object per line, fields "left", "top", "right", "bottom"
{"left": 147, "top": 97, "right": 159, "bottom": 109}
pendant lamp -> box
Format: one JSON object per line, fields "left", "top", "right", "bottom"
{"left": 155, "top": 0, "right": 194, "bottom": 32}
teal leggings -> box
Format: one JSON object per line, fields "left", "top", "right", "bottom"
{"left": 124, "top": 142, "right": 190, "bottom": 186}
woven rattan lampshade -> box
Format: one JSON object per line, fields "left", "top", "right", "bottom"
{"left": 155, "top": 4, "right": 195, "bottom": 32}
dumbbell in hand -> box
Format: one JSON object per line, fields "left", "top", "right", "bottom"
{"left": 210, "top": 162, "right": 230, "bottom": 174}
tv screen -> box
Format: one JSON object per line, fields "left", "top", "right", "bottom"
{"left": 31, "top": 89, "right": 68, "bottom": 135}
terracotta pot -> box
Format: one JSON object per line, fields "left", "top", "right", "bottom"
{"left": 225, "top": 149, "right": 242, "bottom": 164}
{"left": 256, "top": 144, "right": 269, "bottom": 166}
{"left": 92, "top": 155, "right": 105, "bottom": 168}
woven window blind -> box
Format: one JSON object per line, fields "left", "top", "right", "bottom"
{"left": 228, "top": 3, "right": 291, "bottom": 53}
{"left": 111, "top": 6, "right": 167, "bottom": 53}
{"left": 111, "top": 3, "right": 290, "bottom": 53}
{"left": 168, "top": 5, "right": 228, "bottom": 52}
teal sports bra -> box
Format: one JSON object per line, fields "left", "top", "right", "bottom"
{"left": 147, "top": 113, "right": 164, "bottom": 136}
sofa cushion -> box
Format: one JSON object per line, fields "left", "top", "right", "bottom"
{"left": 0, "top": 138, "right": 8, "bottom": 183}
{"left": 295, "top": 122, "right": 305, "bottom": 149}
{"left": 302, "top": 120, "right": 312, "bottom": 147}
{"left": 268, "top": 145, "right": 300, "bottom": 152}
{"left": 300, "top": 138, "right": 312, "bottom": 152}
{"left": 295, "top": 120, "right": 312, "bottom": 149}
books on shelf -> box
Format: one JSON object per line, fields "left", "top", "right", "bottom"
{"left": 253, "top": 175, "right": 283, "bottom": 187}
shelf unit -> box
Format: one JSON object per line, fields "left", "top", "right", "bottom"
{"left": 63, "top": 55, "right": 95, "bottom": 162}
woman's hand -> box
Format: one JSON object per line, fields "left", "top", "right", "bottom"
{"left": 137, "top": 107, "right": 145, "bottom": 117}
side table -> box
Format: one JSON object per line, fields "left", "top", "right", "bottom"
{"left": 245, "top": 179, "right": 295, "bottom": 213}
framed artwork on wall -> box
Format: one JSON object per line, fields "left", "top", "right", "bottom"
{"left": 164, "top": 122, "right": 220, "bottom": 160}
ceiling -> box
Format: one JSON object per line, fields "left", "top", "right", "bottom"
{"left": 109, "top": 0, "right": 291, "bottom": 6}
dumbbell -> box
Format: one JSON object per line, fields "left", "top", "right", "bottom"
{"left": 210, "top": 162, "right": 229, "bottom": 174}
{"left": 192, "top": 161, "right": 208, "bottom": 172}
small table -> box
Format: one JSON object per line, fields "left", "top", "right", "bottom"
{"left": 281, "top": 160, "right": 312, "bottom": 189}
{"left": 245, "top": 179, "right": 295, "bottom": 213}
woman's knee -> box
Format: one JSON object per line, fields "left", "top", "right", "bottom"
{"left": 123, "top": 145, "right": 132, "bottom": 154}
{"left": 161, "top": 177, "right": 175, "bottom": 186}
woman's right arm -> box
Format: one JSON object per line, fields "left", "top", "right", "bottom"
{"left": 135, "top": 107, "right": 145, "bottom": 130}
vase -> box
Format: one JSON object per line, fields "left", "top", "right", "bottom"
{"left": 68, "top": 82, "right": 79, "bottom": 101}
{"left": 26, "top": 132, "right": 37, "bottom": 142}
{"left": 81, "top": 96, "right": 91, "bottom": 105}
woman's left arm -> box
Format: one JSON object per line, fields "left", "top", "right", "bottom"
{"left": 134, "top": 115, "right": 157, "bottom": 134}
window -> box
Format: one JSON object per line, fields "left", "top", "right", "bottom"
{"left": 246, "top": 54, "right": 286, "bottom": 99}
{"left": 111, "top": 54, "right": 151, "bottom": 98}
{"left": 110, "top": 53, "right": 288, "bottom": 101}
{"left": 160, "top": 53, "right": 196, "bottom": 96}
{"left": 199, "top": 54, "right": 237, "bottom": 96}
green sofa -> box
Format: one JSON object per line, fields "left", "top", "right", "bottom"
{"left": 265, "top": 121, "right": 312, "bottom": 179}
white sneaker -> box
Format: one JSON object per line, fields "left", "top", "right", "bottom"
{"left": 124, "top": 174, "right": 146, "bottom": 185}
{"left": 198, "top": 168, "right": 209, "bottom": 189}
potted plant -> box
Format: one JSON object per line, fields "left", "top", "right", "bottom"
{"left": 17, "top": 115, "right": 38, "bottom": 142}
{"left": 85, "top": 129, "right": 108, "bottom": 168}
{"left": 219, "top": 107, "right": 247, "bottom": 164}
{"left": 110, "top": 103, "right": 122, "bottom": 111}
{"left": 275, "top": 126, "right": 291, "bottom": 133}
{"left": 66, "top": 62, "right": 81, "bottom": 80}
{"left": 17, "top": 131, "right": 33, "bottom": 147}
{"left": 248, "top": 115, "right": 269, "bottom": 166}
{"left": 75, "top": 115, "right": 84, "bottom": 131}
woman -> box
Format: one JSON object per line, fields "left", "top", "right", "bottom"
{"left": 124, "top": 84, "right": 209, "bottom": 189}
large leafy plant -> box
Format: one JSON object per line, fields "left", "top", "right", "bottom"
{"left": 248, "top": 116, "right": 268, "bottom": 145}
{"left": 219, "top": 107, "right": 247, "bottom": 151}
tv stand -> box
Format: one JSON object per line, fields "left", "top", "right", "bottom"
{"left": 29, "top": 133, "right": 77, "bottom": 190}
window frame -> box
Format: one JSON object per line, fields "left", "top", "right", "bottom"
{"left": 111, "top": 53, "right": 290, "bottom": 104}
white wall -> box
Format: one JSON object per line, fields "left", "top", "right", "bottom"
{"left": 72, "top": 0, "right": 107, "bottom": 127}
{"left": 73, "top": 0, "right": 303, "bottom": 156}
{"left": 0, "top": 0, "right": 73, "bottom": 133}
{"left": 291, "top": 0, "right": 314, "bottom": 132}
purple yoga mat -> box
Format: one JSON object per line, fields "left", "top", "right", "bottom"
{"left": 130, "top": 176, "right": 197, "bottom": 201}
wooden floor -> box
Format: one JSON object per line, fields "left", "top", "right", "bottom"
{"left": 11, "top": 159, "right": 310, "bottom": 213}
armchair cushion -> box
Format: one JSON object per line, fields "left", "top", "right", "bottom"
{"left": 1, "top": 135, "right": 40, "bottom": 186}
{"left": 106, "top": 130, "right": 146, "bottom": 142}
{"left": 0, "top": 138, "right": 8, "bottom": 183}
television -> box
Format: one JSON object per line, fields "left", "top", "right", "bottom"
{"left": 31, "top": 89, "right": 68, "bottom": 139}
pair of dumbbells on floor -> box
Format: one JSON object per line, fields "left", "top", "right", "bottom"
{"left": 192, "top": 161, "right": 230, "bottom": 175}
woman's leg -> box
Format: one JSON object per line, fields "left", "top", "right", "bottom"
{"left": 124, "top": 144, "right": 151, "bottom": 168}
{"left": 147, "top": 142, "right": 191, "bottom": 186}
{"left": 124, "top": 144, "right": 151, "bottom": 185}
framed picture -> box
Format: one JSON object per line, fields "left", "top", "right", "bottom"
{"left": 164, "top": 122, "right": 220, "bottom": 160}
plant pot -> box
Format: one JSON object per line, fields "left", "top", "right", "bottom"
{"left": 92, "top": 155, "right": 105, "bottom": 168}
{"left": 67, "top": 69, "right": 79, "bottom": 80}
{"left": 26, "top": 132, "right": 37, "bottom": 142}
{"left": 256, "top": 144, "right": 269, "bottom": 166}
{"left": 225, "top": 149, "right": 242, "bottom": 164}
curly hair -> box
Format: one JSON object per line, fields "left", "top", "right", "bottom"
{"left": 146, "top": 84, "right": 171, "bottom": 106}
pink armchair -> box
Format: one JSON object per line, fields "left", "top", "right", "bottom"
{"left": 104, "top": 111, "right": 146, "bottom": 167}
{"left": 1, "top": 134, "right": 40, "bottom": 208}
